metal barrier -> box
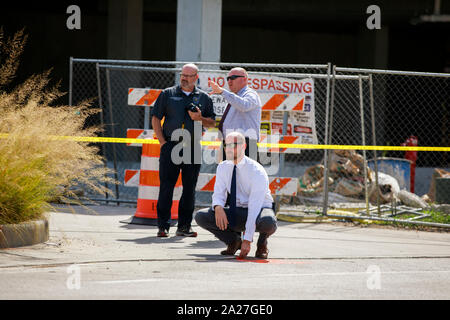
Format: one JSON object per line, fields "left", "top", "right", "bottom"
{"left": 322, "top": 66, "right": 450, "bottom": 227}
{"left": 70, "top": 58, "right": 330, "bottom": 204}
{"left": 69, "top": 58, "right": 450, "bottom": 228}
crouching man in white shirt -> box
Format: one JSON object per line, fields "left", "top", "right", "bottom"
{"left": 195, "top": 131, "right": 277, "bottom": 259}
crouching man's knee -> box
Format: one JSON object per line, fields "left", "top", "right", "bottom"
{"left": 256, "top": 208, "right": 277, "bottom": 235}
{"left": 194, "top": 207, "right": 214, "bottom": 228}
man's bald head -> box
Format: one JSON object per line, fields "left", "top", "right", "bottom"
{"left": 182, "top": 63, "right": 199, "bottom": 74}
{"left": 180, "top": 63, "right": 199, "bottom": 91}
{"left": 229, "top": 67, "right": 248, "bottom": 77}
{"left": 227, "top": 67, "right": 248, "bottom": 93}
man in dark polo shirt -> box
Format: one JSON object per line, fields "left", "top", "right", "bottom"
{"left": 151, "top": 63, "right": 216, "bottom": 237}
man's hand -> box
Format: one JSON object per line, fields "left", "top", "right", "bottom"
{"left": 239, "top": 240, "right": 251, "bottom": 259}
{"left": 214, "top": 206, "right": 228, "bottom": 230}
{"left": 208, "top": 80, "right": 224, "bottom": 95}
{"left": 188, "top": 107, "right": 202, "bottom": 121}
{"left": 152, "top": 116, "right": 166, "bottom": 149}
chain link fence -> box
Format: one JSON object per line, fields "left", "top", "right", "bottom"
{"left": 70, "top": 58, "right": 450, "bottom": 227}
{"left": 70, "top": 59, "right": 331, "bottom": 205}
{"left": 319, "top": 67, "right": 449, "bottom": 227}
{"left": 333, "top": 68, "right": 449, "bottom": 202}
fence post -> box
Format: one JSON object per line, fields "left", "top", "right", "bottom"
{"left": 106, "top": 68, "right": 120, "bottom": 203}
{"left": 279, "top": 111, "right": 289, "bottom": 176}
{"left": 96, "top": 63, "right": 110, "bottom": 204}
{"left": 369, "top": 74, "right": 381, "bottom": 215}
{"left": 69, "top": 57, "right": 73, "bottom": 106}
{"left": 359, "top": 75, "right": 370, "bottom": 215}
{"left": 321, "top": 63, "right": 332, "bottom": 215}
{"left": 322, "top": 65, "right": 336, "bottom": 215}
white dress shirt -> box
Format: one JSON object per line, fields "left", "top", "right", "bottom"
{"left": 221, "top": 86, "right": 262, "bottom": 141}
{"left": 211, "top": 156, "right": 274, "bottom": 242}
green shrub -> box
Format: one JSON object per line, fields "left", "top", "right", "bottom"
{"left": 0, "top": 28, "right": 115, "bottom": 224}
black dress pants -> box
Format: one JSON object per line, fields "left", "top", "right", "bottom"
{"left": 195, "top": 206, "right": 277, "bottom": 246}
{"left": 157, "top": 141, "right": 201, "bottom": 230}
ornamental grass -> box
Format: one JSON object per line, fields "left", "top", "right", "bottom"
{"left": 0, "top": 28, "right": 116, "bottom": 224}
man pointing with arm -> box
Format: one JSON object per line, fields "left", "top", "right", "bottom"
{"left": 209, "top": 67, "right": 261, "bottom": 161}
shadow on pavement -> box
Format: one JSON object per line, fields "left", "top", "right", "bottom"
{"left": 49, "top": 204, "right": 137, "bottom": 216}
{"left": 116, "top": 236, "right": 186, "bottom": 245}
{"left": 188, "top": 239, "right": 224, "bottom": 249}
{"left": 186, "top": 253, "right": 275, "bottom": 264}
{"left": 186, "top": 253, "right": 235, "bottom": 262}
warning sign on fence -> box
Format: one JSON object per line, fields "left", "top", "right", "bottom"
{"left": 198, "top": 72, "right": 317, "bottom": 144}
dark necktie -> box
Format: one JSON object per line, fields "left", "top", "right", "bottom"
{"left": 218, "top": 103, "right": 231, "bottom": 135}
{"left": 229, "top": 164, "right": 237, "bottom": 227}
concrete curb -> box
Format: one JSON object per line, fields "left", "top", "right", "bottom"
{"left": 0, "top": 219, "right": 49, "bottom": 249}
{"left": 276, "top": 209, "right": 372, "bottom": 224}
{"left": 276, "top": 212, "right": 333, "bottom": 223}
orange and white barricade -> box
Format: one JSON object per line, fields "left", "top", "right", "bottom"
{"left": 196, "top": 173, "right": 298, "bottom": 196}
{"left": 195, "top": 173, "right": 298, "bottom": 214}
{"left": 127, "top": 88, "right": 161, "bottom": 106}
{"left": 126, "top": 171, "right": 298, "bottom": 197}
{"left": 123, "top": 88, "right": 181, "bottom": 225}
{"left": 259, "top": 93, "right": 305, "bottom": 111}
{"left": 127, "top": 89, "right": 307, "bottom": 111}
{"left": 123, "top": 137, "right": 298, "bottom": 224}
{"left": 258, "top": 134, "right": 303, "bottom": 154}
{"left": 122, "top": 89, "right": 303, "bottom": 225}
{"left": 123, "top": 88, "right": 174, "bottom": 225}
{"left": 126, "top": 88, "right": 314, "bottom": 153}
{"left": 122, "top": 134, "right": 181, "bottom": 225}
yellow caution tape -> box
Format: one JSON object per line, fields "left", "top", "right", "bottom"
{"left": 258, "top": 143, "right": 449, "bottom": 152}
{"left": 1, "top": 133, "right": 449, "bottom": 152}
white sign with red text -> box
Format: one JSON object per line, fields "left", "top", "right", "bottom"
{"left": 197, "top": 72, "right": 317, "bottom": 144}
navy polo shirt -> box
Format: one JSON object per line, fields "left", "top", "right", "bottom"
{"left": 151, "top": 85, "right": 215, "bottom": 142}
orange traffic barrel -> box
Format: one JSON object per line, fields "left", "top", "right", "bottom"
{"left": 122, "top": 141, "right": 180, "bottom": 225}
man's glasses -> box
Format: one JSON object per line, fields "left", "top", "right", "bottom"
{"left": 180, "top": 73, "right": 197, "bottom": 78}
{"left": 226, "top": 75, "right": 245, "bottom": 81}
{"left": 224, "top": 142, "right": 244, "bottom": 148}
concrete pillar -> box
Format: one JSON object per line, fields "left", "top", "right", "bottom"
{"left": 107, "top": 0, "right": 143, "bottom": 59}
{"left": 357, "top": 26, "right": 389, "bottom": 69}
{"left": 176, "top": 0, "right": 222, "bottom": 62}
{"left": 357, "top": 26, "right": 389, "bottom": 149}
{"left": 106, "top": 0, "right": 144, "bottom": 163}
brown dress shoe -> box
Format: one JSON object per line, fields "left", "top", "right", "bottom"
{"left": 255, "top": 243, "right": 269, "bottom": 259}
{"left": 220, "top": 239, "right": 242, "bottom": 255}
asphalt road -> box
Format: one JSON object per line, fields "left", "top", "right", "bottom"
{"left": 1, "top": 204, "right": 449, "bottom": 300}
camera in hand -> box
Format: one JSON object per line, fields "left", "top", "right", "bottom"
{"left": 186, "top": 103, "right": 199, "bottom": 112}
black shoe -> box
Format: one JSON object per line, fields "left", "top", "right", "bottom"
{"left": 220, "top": 239, "right": 242, "bottom": 255}
{"left": 176, "top": 227, "right": 198, "bottom": 237}
{"left": 157, "top": 228, "right": 169, "bottom": 237}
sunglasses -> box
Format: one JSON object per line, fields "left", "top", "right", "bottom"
{"left": 224, "top": 142, "right": 244, "bottom": 148}
{"left": 226, "top": 75, "right": 245, "bottom": 81}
